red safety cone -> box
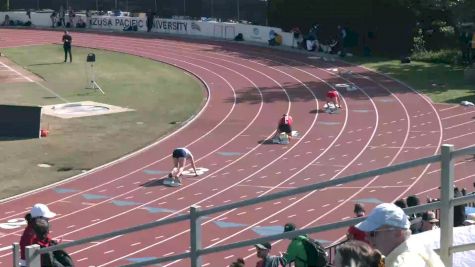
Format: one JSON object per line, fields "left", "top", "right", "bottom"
{"left": 40, "top": 129, "right": 49, "bottom": 137}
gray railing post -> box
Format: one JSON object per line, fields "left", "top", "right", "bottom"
{"left": 12, "top": 242, "right": 20, "bottom": 267}
{"left": 440, "top": 144, "right": 454, "bottom": 267}
{"left": 190, "top": 205, "right": 202, "bottom": 267}
{"left": 25, "top": 244, "right": 41, "bottom": 267}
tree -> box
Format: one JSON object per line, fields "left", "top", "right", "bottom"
{"left": 0, "top": 0, "right": 9, "bottom": 11}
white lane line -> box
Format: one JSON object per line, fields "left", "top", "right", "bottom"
{"left": 0, "top": 51, "right": 249, "bottom": 236}
{"left": 444, "top": 131, "right": 475, "bottom": 141}
{"left": 445, "top": 120, "right": 475, "bottom": 130}
{"left": 0, "top": 37, "right": 330, "bottom": 266}
{"left": 439, "top": 105, "right": 460, "bottom": 112}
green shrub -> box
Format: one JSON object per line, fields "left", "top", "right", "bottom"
{"left": 411, "top": 49, "right": 461, "bottom": 65}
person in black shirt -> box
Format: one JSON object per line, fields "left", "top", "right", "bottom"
{"left": 62, "top": 31, "right": 72, "bottom": 63}
{"left": 146, "top": 9, "right": 155, "bottom": 32}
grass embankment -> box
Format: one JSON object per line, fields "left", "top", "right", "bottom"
{"left": 344, "top": 55, "right": 475, "bottom": 104}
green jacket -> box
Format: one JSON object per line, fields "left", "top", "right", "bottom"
{"left": 283, "top": 235, "right": 308, "bottom": 267}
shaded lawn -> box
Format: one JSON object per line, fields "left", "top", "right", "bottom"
{"left": 344, "top": 56, "right": 475, "bottom": 104}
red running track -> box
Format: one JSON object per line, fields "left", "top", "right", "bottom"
{"left": 0, "top": 29, "right": 474, "bottom": 266}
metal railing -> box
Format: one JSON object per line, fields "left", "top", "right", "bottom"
{"left": 13, "top": 144, "right": 475, "bottom": 267}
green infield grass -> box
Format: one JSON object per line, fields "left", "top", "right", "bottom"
{"left": 0, "top": 45, "right": 205, "bottom": 199}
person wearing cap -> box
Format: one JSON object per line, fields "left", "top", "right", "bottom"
{"left": 281, "top": 223, "right": 308, "bottom": 267}
{"left": 254, "top": 242, "right": 284, "bottom": 267}
{"left": 419, "top": 211, "right": 439, "bottom": 232}
{"left": 19, "top": 203, "right": 56, "bottom": 262}
{"left": 355, "top": 203, "right": 445, "bottom": 267}
{"left": 273, "top": 114, "right": 293, "bottom": 142}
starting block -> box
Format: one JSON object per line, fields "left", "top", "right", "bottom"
{"left": 272, "top": 132, "right": 290, "bottom": 144}
{"left": 291, "top": 130, "right": 299, "bottom": 138}
{"left": 163, "top": 178, "right": 174, "bottom": 186}
{"left": 323, "top": 103, "right": 340, "bottom": 114}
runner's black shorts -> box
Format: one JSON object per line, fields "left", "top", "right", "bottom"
{"left": 278, "top": 124, "right": 292, "bottom": 134}
{"left": 172, "top": 148, "right": 187, "bottom": 158}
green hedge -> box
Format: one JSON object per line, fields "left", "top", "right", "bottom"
{"left": 411, "top": 49, "right": 462, "bottom": 65}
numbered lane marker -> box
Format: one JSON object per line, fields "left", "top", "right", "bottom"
{"left": 0, "top": 218, "right": 27, "bottom": 230}
{"left": 182, "top": 167, "right": 209, "bottom": 176}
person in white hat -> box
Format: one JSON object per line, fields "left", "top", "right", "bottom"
{"left": 19, "top": 204, "right": 56, "bottom": 262}
{"left": 355, "top": 203, "right": 445, "bottom": 267}
{"left": 30, "top": 203, "right": 56, "bottom": 219}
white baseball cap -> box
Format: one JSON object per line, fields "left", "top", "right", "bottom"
{"left": 355, "top": 203, "right": 410, "bottom": 232}
{"left": 30, "top": 203, "right": 56, "bottom": 219}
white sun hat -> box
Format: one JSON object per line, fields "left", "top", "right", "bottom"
{"left": 30, "top": 203, "right": 56, "bottom": 219}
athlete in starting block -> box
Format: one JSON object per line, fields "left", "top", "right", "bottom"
{"left": 166, "top": 147, "right": 198, "bottom": 187}
{"left": 273, "top": 114, "right": 293, "bottom": 144}
{"left": 325, "top": 88, "right": 342, "bottom": 113}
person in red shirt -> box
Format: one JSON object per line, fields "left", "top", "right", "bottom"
{"left": 346, "top": 203, "right": 368, "bottom": 243}
{"left": 274, "top": 114, "right": 293, "bottom": 141}
{"left": 19, "top": 203, "right": 56, "bottom": 262}
{"left": 326, "top": 88, "right": 341, "bottom": 109}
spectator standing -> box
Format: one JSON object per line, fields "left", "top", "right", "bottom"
{"left": 353, "top": 203, "right": 365, "bottom": 217}
{"left": 334, "top": 240, "right": 383, "bottom": 267}
{"left": 146, "top": 9, "right": 155, "bottom": 32}
{"left": 59, "top": 5, "right": 65, "bottom": 27}
{"left": 62, "top": 31, "right": 72, "bottom": 63}
{"left": 337, "top": 25, "right": 347, "bottom": 56}
{"left": 1, "top": 14, "right": 10, "bottom": 26}
{"left": 347, "top": 203, "right": 367, "bottom": 242}
{"left": 229, "top": 258, "right": 245, "bottom": 267}
{"left": 19, "top": 204, "right": 56, "bottom": 262}
{"left": 68, "top": 8, "right": 76, "bottom": 28}
{"left": 26, "top": 9, "right": 31, "bottom": 21}
{"left": 254, "top": 242, "right": 284, "bottom": 267}
{"left": 281, "top": 223, "right": 308, "bottom": 267}
{"left": 406, "top": 195, "right": 422, "bottom": 233}
{"left": 86, "top": 9, "right": 92, "bottom": 28}
{"left": 454, "top": 188, "right": 466, "bottom": 227}
{"left": 31, "top": 218, "right": 55, "bottom": 266}
{"left": 291, "top": 26, "right": 302, "bottom": 48}
{"left": 419, "top": 211, "right": 439, "bottom": 232}
{"left": 50, "top": 11, "right": 57, "bottom": 28}
{"left": 355, "top": 203, "right": 445, "bottom": 267}
{"left": 394, "top": 199, "right": 407, "bottom": 209}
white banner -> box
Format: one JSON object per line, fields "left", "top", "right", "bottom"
{"left": 0, "top": 12, "right": 287, "bottom": 46}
